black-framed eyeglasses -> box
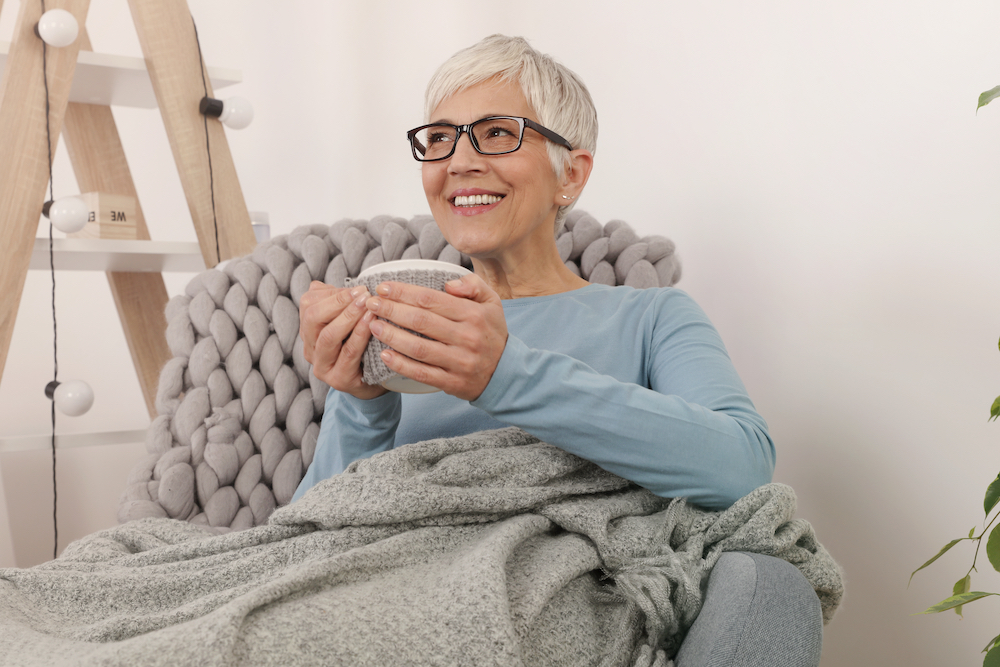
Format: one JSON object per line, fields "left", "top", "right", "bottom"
{"left": 407, "top": 116, "right": 574, "bottom": 162}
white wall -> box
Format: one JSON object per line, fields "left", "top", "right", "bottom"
{"left": 1, "top": 1, "right": 999, "bottom": 664}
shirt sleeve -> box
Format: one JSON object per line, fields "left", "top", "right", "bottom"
{"left": 290, "top": 388, "right": 401, "bottom": 502}
{"left": 470, "top": 291, "right": 775, "bottom": 510}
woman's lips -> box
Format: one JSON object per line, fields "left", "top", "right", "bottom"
{"left": 449, "top": 193, "right": 505, "bottom": 215}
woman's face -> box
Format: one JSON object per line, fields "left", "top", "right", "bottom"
{"left": 421, "top": 78, "right": 563, "bottom": 265}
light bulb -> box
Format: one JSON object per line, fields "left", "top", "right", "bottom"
{"left": 45, "top": 380, "right": 94, "bottom": 417}
{"left": 35, "top": 9, "right": 79, "bottom": 48}
{"left": 199, "top": 96, "right": 254, "bottom": 130}
{"left": 43, "top": 197, "right": 89, "bottom": 233}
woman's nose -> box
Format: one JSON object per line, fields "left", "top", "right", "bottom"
{"left": 448, "top": 132, "right": 486, "bottom": 173}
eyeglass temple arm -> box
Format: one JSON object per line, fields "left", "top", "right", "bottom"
{"left": 523, "top": 119, "right": 573, "bottom": 151}
{"left": 407, "top": 129, "right": 427, "bottom": 156}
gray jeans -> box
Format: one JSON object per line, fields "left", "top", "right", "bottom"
{"left": 676, "top": 552, "right": 823, "bottom": 667}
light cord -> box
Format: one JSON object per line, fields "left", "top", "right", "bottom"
{"left": 191, "top": 16, "right": 221, "bottom": 266}
{"left": 40, "top": 0, "right": 59, "bottom": 561}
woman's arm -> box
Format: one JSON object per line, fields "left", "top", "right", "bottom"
{"left": 363, "top": 278, "right": 773, "bottom": 510}
{"left": 471, "top": 291, "right": 775, "bottom": 510}
{"left": 472, "top": 288, "right": 774, "bottom": 508}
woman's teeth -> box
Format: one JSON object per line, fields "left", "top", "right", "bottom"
{"left": 452, "top": 194, "right": 502, "bottom": 207}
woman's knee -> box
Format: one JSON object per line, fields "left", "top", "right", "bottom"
{"left": 675, "top": 552, "right": 822, "bottom": 667}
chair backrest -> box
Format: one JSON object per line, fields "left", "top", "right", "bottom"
{"left": 117, "top": 211, "right": 682, "bottom": 531}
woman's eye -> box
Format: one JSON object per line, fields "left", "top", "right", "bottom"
{"left": 428, "top": 131, "right": 453, "bottom": 144}
{"left": 485, "top": 126, "right": 513, "bottom": 138}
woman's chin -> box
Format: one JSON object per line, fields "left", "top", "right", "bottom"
{"left": 445, "top": 239, "right": 493, "bottom": 260}
{"left": 436, "top": 222, "right": 497, "bottom": 255}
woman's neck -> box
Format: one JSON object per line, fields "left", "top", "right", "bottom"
{"left": 472, "top": 251, "right": 590, "bottom": 300}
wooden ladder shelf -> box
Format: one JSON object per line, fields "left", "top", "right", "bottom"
{"left": 0, "top": 0, "right": 257, "bottom": 417}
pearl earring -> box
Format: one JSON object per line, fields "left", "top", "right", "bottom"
{"left": 561, "top": 195, "right": 576, "bottom": 201}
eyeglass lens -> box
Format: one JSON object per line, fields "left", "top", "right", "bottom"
{"left": 412, "top": 117, "right": 523, "bottom": 160}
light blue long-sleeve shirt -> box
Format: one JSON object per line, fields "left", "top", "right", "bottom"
{"left": 292, "top": 284, "right": 775, "bottom": 510}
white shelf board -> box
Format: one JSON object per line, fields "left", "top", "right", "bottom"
{"left": 31, "top": 237, "right": 206, "bottom": 272}
{"left": 0, "top": 428, "right": 147, "bottom": 453}
{"left": 0, "top": 41, "right": 241, "bottom": 109}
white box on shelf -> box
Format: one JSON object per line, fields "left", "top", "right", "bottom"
{"left": 68, "top": 192, "right": 138, "bottom": 240}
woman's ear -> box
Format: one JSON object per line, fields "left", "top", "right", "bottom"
{"left": 555, "top": 149, "right": 594, "bottom": 203}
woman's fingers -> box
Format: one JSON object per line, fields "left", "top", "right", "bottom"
{"left": 368, "top": 318, "right": 448, "bottom": 369}
{"left": 374, "top": 317, "right": 505, "bottom": 400}
{"left": 338, "top": 311, "right": 377, "bottom": 370}
{"left": 443, "top": 274, "right": 493, "bottom": 303}
{"left": 363, "top": 295, "right": 451, "bottom": 344}
{"left": 299, "top": 283, "right": 369, "bottom": 363}
{"left": 296, "top": 281, "right": 386, "bottom": 399}
{"left": 375, "top": 276, "right": 492, "bottom": 317}
{"left": 364, "top": 275, "right": 507, "bottom": 401}
{"left": 312, "top": 287, "right": 371, "bottom": 358}
{"left": 312, "top": 310, "right": 386, "bottom": 399}
{"left": 365, "top": 275, "right": 498, "bottom": 344}
{"left": 299, "top": 282, "right": 343, "bottom": 362}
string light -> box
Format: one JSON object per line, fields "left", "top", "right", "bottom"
{"left": 45, "top": 380, "right": 95, "bottom": 417}
{"left": 35, "top": 0, "right": 90, "bottom": 560}
{"left": 199, "top": 96, "right": 254, "bottom": 130}
{"left": 34, "top": 8, "right": 78, "bottom": 47}
{"left": 29, "top": 8, "right": 238, "bottom": 559}
{"left": 42, "top": 196, "right": 89, "bottom": 233}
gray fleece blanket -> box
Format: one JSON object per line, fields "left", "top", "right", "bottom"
{"left": 0, "top": 428, "right": 842, "bottom": 667}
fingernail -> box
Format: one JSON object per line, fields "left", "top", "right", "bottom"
{"left": 350, "top": 286, "right": 366, "bottom": 297}
{"left": 446, "top": 279, "right": 462, "bottom": 288}
{"left": 380, "top": 350, "right": 392, "bottom": 362}
{"left": 376, "top": 284, "right": 390, "bottom": 296}
{"left": 367, "top": 297, "right": 381, "bottom": 310}
{"left": 369, "top": 320, "right": 383, "bottom": 336}
{"left": 362, "top": 311, "right": 375, "bottom": 323}
{"left": 354, "top": 294, "right": 367, "bottom": 308}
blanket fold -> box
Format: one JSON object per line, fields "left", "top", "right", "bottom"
{"left": 0, "top": 427, "right": 842, "bottom": 667}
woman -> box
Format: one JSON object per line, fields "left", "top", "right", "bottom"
{"left": 293, "top": 35, "right": 774, "bottom": 511}
{"left": 292, "top": 34, "right": 822, "bottom": 665}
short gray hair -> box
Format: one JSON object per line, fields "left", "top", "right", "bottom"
{"left": 425, "top": 35, "right": 598, "bottom": 225}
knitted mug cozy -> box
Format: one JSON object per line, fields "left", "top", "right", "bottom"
{"left": 346, "top": 262, "right": 471, "bottom": 389}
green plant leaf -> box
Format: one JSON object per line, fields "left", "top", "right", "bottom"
{"left": 987, "top": 476, "right": 1000, "bottom": 514}
{"left": 984, "top": 633, "right": 1000, "bottom": 654}
{"left": 991, "top": 397, "right": 1000, "bottom": 422}
{"left": 918, "top": 591, "right": 1000, "bottom": 614}
{"left": 910, "top": 539, "right": 970, "bottom": 584}
{"left": 988, "top": 526, "right": 1000, "bottom": 572}
{"left": 954, "top": 574, "right": 973, "bottom": 615}
{"left": 979, "top": 86, "right": 1000, "bottom": 112}
{"left": 985, "top": 643, "right": 1000, "bottom": 667}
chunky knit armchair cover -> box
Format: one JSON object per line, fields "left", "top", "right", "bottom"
{"left": 117, "top": 211, "right": 682, "bottom": 530}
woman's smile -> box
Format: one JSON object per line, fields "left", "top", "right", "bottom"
{"left": 449, "top": 189, "right": 505, "bottom": 215}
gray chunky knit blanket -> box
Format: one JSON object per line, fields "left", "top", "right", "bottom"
{"left": 0, "top": 428, "right": 842, "bottom": 667}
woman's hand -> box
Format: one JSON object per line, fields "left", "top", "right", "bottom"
{"left": 363, "top": 274, "right": 508, "bottom": 401}
{"left": 299, "top": 281, "right": 388, "bottom": 400}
